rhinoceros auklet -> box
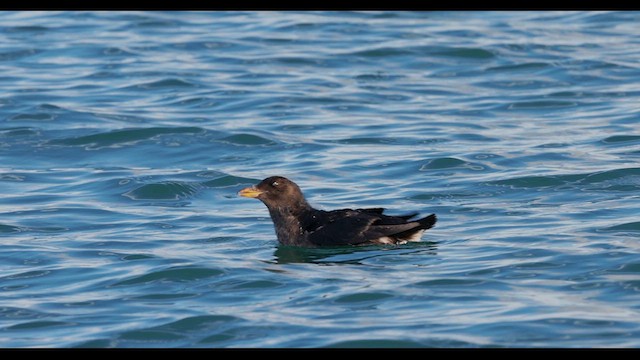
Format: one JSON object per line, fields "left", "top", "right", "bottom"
{"left": 238, "top": 176, "right": 437, "bottom": 247}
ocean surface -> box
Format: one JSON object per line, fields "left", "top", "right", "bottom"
{"left": 1, "top": 11, "right": 639, "bottom": 348}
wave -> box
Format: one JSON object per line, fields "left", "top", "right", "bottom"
{"left": 488, "top": 168, "right": 640, "bottom": 191}
{"left": 113, "top": 266, "right": 224, "bottom": 286}
{"left": 49, "top": 127, "right": 205, "bottom": 149}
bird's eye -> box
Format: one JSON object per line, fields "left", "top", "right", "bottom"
{"left": 272, "top": 181, "right": 279, "bottom": 187}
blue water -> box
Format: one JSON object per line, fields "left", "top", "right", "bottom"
{"left": 1, "top": 11, "right": 640, "bottom": 348}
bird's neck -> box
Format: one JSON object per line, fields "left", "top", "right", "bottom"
{"left": 268, "top": 200, "right": 311, "bottom": 219}
{"left": 266, "top": 201, "right": 313, "bottom": 246}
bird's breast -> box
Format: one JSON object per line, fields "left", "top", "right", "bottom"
{"left": 269, "top": 210, "right": 308, "bottom": 246}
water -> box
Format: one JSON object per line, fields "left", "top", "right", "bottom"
{"left": 1, "top": 11, "right": 639, "bottom": 348}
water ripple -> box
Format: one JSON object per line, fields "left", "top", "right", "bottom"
{"left": 48, "top": 127, "right": 205, "bottom": 149}
{"left": 1, "top": 10, "right": 640, "bottom": 348}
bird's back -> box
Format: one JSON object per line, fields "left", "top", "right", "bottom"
{"left": 300, "top": 207, "right": 436, "bottom": 246}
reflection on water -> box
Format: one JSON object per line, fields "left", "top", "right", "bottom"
{"left": 272, "top": 242, "right": 439, "bottom": 264}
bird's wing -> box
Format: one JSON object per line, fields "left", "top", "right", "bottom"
{"left": 358, "top": 207, "right": 385, "bottom": 214}
{"left": 307, "top": 211, "right": 380, "bottom": 246}
{"left": 359, "top": 208, "right": 418, "bottom": 220}
{"left": 396, "top": 212, "right": 419, "bottom": 220}
{"left": 307, "top": 211, "right": 428, "bottom": 246}
{"left": 360, "top": 221, "right": 426, "bottom": 240}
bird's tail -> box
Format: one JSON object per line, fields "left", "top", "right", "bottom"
{"left": 417, "top": 214, "right": 437, "bottom": 230}
{"left": 394, "top": 213, "right": 437, "bottom": 242}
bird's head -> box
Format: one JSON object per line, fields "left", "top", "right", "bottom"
{"left": 238, "top": 176, "right": 307, "bottom": 209}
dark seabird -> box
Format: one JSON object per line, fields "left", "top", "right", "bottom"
{"left": 238, "top": 176, "right": 437, "bottom": 247}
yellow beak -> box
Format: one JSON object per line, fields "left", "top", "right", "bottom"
{"left": 238, "top": 186, "right": 263, "bottom": 198}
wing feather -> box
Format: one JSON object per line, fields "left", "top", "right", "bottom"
{"left": 307, "top": 212, "right": 378, "bottom": 246}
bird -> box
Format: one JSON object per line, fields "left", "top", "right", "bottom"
{"left": 238, "top": 176, "right": 437, "bottom": 247}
